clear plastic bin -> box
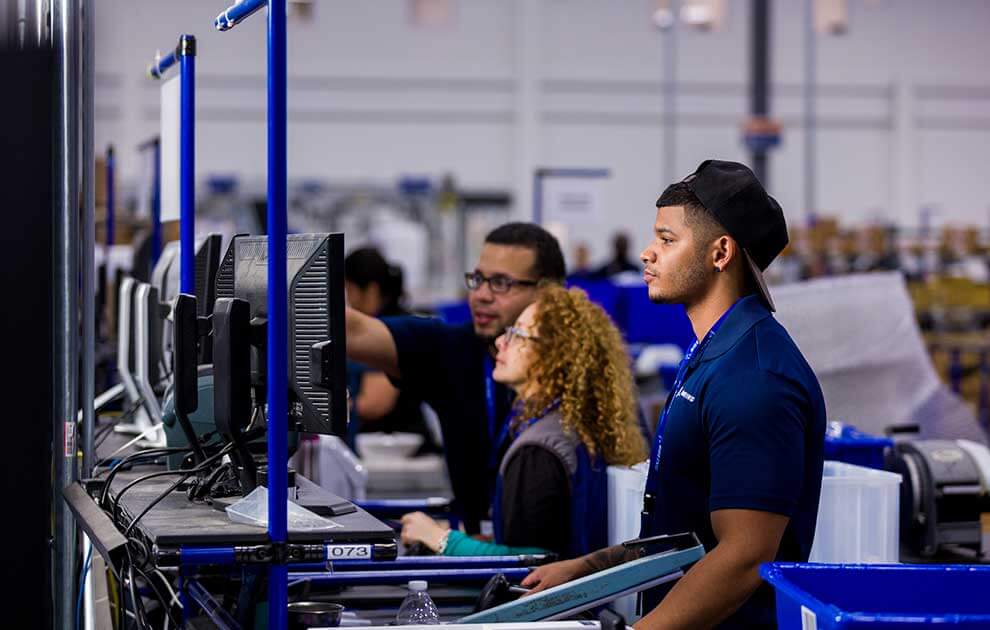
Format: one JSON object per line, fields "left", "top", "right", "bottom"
{"left": 606, "top": 462, "right": 648, "bottom": 621}
{"left": 809, "top": 461, "right": 901, "bottom": 564}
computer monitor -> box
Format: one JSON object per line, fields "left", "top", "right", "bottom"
{"left": 161, "top": 234, "right": 223, "bottom": 365}
{"left": 151, "top": 241, "right": 179, "bottom": 303}
{"left": 133, "top": 282, "right": 165, "bottom": 423}
{"left": 214, "top": 233, "right": 347, "bottom": 437}
{"left": 164, "top": 234, "right": 223, "bottom": 315}
{"left": 113, "top": 277, "right": 161, "bottom": 441}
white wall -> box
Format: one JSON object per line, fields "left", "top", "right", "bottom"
{"left": 95, "top": 0, "right": 990, "bottom": 264}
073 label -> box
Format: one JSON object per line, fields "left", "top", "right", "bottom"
{"left": 326, "top": 544, "right": 372, "bottom": 560}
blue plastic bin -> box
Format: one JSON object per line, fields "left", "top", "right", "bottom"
{"left": 617, "top": 284, "right": 694, "bottom": 349}
{"left": 762, "top": 563, "right": 990, "bottom": 629}
{"left": 566, "top": 277, "right": 624, "bottom": 326}
{"left": 824, "top": 424, "right": 893, "bottom": 470}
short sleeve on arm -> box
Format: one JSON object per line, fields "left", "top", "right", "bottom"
{"left": 381, "top": 315, "right": 459, "bottom": 400}
{"left": 704, "top": 371, "right": 808, "bottom": 517}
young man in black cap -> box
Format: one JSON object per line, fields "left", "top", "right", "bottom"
{"left": 522, "top": 161, "right": 826, "bottom": 629}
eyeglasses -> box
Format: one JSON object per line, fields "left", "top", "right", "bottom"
{"left": 464, "top": 271, "right": 539, "bottom": 294}
{"left": 502, "top": 325, "right": 538, "bottom": 345}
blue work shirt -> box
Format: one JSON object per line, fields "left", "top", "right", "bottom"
{"left": 382, "top": 316, "right": 514, "bottom": 534}
{"left": 640, "top": 294, "right": 826, "bottom": 629}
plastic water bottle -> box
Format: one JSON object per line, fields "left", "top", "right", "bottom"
{"left": 395, "top": 580, "right": 440, "bottom": 625}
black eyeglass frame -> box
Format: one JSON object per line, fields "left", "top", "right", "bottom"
{"left": 464, "top": 271, "right": 539, "bottom": 294}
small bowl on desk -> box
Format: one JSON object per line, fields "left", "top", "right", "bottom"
{"left": 287, "top": 601, "right": 343, "bottom": 629}
{"left": 356, "top": 432, "right": 423, "bottom": 460}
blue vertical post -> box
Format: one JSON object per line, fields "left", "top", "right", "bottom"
{"left": 179, "top": 35, "right": 196, "bottom": 295}
{"left": 979, "top": 350, "right": 989, "bottom": 429}
{"left": 106, "top": 146, "right": 115, "bottom": 246}
{"left": 152, "top": 139, "right": 162, "bottom": 266}
{"left": 267, "top": 1, "right": 289, "bottom": 629}
{"left": 949, "top": 347, "right": 963, "bottom": 394}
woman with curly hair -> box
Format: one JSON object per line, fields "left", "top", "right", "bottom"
{"left": 401, "top": 284, "right": 646, "bottom": 557}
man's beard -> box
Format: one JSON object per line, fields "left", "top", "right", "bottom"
{"left": 648, "top": 251, "right": 710, "bottom": 305}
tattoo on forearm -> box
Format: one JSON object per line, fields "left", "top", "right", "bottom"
{"left": 582, "top": 544, "right": 637, "bottom": 573}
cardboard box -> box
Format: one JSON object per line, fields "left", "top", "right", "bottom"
{"left": 95, "top": 157, "right": 108, "bottom": 206}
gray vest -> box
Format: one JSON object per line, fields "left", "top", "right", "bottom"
{"left": 498, "top": 410, "right": 579, "bottom": 487}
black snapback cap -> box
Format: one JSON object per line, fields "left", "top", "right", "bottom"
{"left": 668, "top": 159, "right": 788, "bottom": 311}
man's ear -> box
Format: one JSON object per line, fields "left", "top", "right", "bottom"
{"left": 711, "top": 235, "right": 735, "bottom": 272}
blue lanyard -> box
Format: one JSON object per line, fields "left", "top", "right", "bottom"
{"left": 649, "top": 302, "right": 738, "bottom": 474}
{"left": 492, "top": 398, "right": 560, "bottom": 470}
{"left": 485, "top": 354, "right": 512, "bottom": 471}
{"left": 485, "top": 355, "right": 559, "bottom": 466}
{"left": 484, "top": 354, "right": 498, "bottom": 444}
{"left": 510, "top": 398, "right": 561, "bottom": 439}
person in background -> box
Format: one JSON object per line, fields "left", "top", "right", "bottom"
{"left": 344, "top": 247, "right": 439, "bottom": 455}
{"left": 400, "top": 285, "right": 646, "bottom": 557}
{"left": 522, "top": 160, "right": 826, "bottom": 629}
{"left": 566, "top": 242, "right": 597, "bottom": 280}
{"left": 595, "top": 232, "right": 640, "bottom": 277}
{"left": 345, "top": 223, "right": 567, "bottom": 534}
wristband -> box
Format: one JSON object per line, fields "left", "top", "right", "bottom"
{"left": 436, "top": 530, "right": 451, "bottom": 554}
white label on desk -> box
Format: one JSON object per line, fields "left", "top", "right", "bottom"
{"left": 801, "top": 605, "right": 817, "bottom": 630}
{"left": 326, "top": 544, "right": 372, "bottom": 560}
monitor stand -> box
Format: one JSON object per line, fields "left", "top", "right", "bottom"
{"left": 113, "top": 406, "right": 167, "bottom": 447}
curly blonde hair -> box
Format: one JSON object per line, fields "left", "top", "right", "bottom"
{"left": 517, "top": 285, "right": 647, "bottom": 466}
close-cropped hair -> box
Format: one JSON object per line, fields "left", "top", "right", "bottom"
{"left": 656, "top": 182, "right": 725, "bottom": 248}
{"left": 485, "top": 222, "right": 566, "bottom": 283}
{"left": 519, "top": 284, "right": 647, "bottom": 466}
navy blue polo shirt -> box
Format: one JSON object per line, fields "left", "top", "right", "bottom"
{"left": 640, "top": 295, "right": 826, "bottom": 629}
{"left": 382, "top": 316, "right": 514, "bottom": 534}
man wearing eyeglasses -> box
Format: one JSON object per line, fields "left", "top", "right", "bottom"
{"left": 346, "top": 222, "right": 566, "bottom": 534}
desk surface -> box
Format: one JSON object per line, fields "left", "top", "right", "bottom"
{"left": 111, "top": 473, "right": 395, "bottom": 547}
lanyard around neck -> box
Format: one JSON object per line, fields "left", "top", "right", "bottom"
{"left": 650, "top": 301, "right": 739, "bottom": 473}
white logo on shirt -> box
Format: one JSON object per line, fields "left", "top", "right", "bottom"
{"left": 677, "top": 389, "right": 696, "bottom": 403}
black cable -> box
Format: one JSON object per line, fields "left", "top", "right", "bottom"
{"left": 126, "top": 534, "right": 153, "bottom": 572}
{"left": 95, "top": 446, "right": 188, "bottom": 474}
{"left": 98, "top": 447, "right": 191, "bottom": 509}
{"left": 94, "top": 420, "right": 115, "bottom": 440}
{"left": 189, "top": 461, "right": 235, "bottom": 501}
{"left": 113, "top": 443, "right": 235, "bottom": 534}
{"left": 92, "top": 400, "right": 143, "bottom": 453}
{"left": 122, "top": 471, "right": 194, "bottom": 538}
{"left": 124, "top": 548, "right": 150, "bottom": 630}
{"left": 132, "top": 564, "right": 181, "bottom": 629}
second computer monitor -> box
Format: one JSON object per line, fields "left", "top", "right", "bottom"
{"left": 216, "top": 233, "right": 347, "bottom": 437}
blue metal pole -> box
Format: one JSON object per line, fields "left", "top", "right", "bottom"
{"left": 179, "top": 546, "right": 236, "bottom": 566}
{"left": 288, "top": 567, "right": 532, "bottom": 587}
{"left": 105, "top": 146, "right": 115, "bottom": 246}
{"left": 179, "top": 35, "right": 196, "bottom": 295}
{"left": 267, "top": 1, "right": 289, "bottom": 629}
{"left": 151, "top": 139, "right": 162, "bottom": 266}
{"left": 215, "top": 0, "right": 267, "bottom": 31}
{"left": 949, "top": 347, "right": 963, "bottom": 394}
{"left": 328, "top": 556, "right": 547, "bottom": 570}
{"left": 148, "top": 49, "right": 177, "bottom": 79}
{"left": 979, "top": 350, "right": 989, "bottom": 429}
